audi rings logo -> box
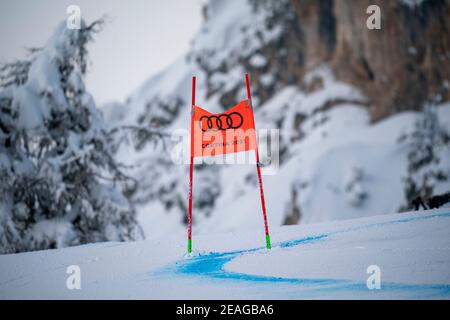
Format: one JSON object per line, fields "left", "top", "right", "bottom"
{"left": 199, "top": 112, "right": 244, "bottom": 132}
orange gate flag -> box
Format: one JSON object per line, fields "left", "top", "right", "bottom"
{"left": 187, "top": 74, "right": 271, "bottom": 255}
{"left": 191, "top": 100, "right": 257, "bottom": 159}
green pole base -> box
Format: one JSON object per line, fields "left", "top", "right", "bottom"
{"left": 187, "top": 238, "right": 192, "bottom": 254}
{"left": 266, "top": 234, "right": 271, "bottom": 250}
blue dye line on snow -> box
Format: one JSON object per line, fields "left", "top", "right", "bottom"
{"left": 157, "top": 211, "right": 450, "bottom": 298}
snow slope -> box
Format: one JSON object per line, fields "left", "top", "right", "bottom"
{"left": 1, "top": 209, "right": 449, "bottom": 299}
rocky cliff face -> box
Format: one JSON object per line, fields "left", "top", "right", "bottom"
{"left": 218, "top": 0, "right": 450, "bottom": 121}
{"left": 286, "top": 0, "right": 450, "bottom": 120}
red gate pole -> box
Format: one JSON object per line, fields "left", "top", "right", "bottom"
{"left": 245, "top": 73, "right": 271, "bottom": 250}
{"left": 187, "top": 76, "right": 196, "bottom": 254}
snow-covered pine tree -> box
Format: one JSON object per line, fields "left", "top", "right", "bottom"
{"left": 400, "top": 103, "right": 450, "bottom": 211}
{"left": 0, "top": 19, "right": 142, "bottom": 254}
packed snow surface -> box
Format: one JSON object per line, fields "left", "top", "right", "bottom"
{"left": 1, "top": 209, "right": 449, "bottom": 299}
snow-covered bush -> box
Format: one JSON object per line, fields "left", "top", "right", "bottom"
{"left": 0, "top": 19, "right": 142, "bottom": 254}
{"left": 400, "top": 103, "right": 450, "bottom": 210}
{"left": 343, "top": 166, "right": 368, "bottom": 207}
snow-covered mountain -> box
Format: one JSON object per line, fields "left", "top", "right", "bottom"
{"left": 103, "top": 0, "right": 450, "bottom": 240}
{"left": 1, "top": 0, "right": 450, "bottom": 300}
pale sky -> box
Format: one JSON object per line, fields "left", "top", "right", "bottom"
{"left": 0, "top": 0, "right": 204, "bottom": 105}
